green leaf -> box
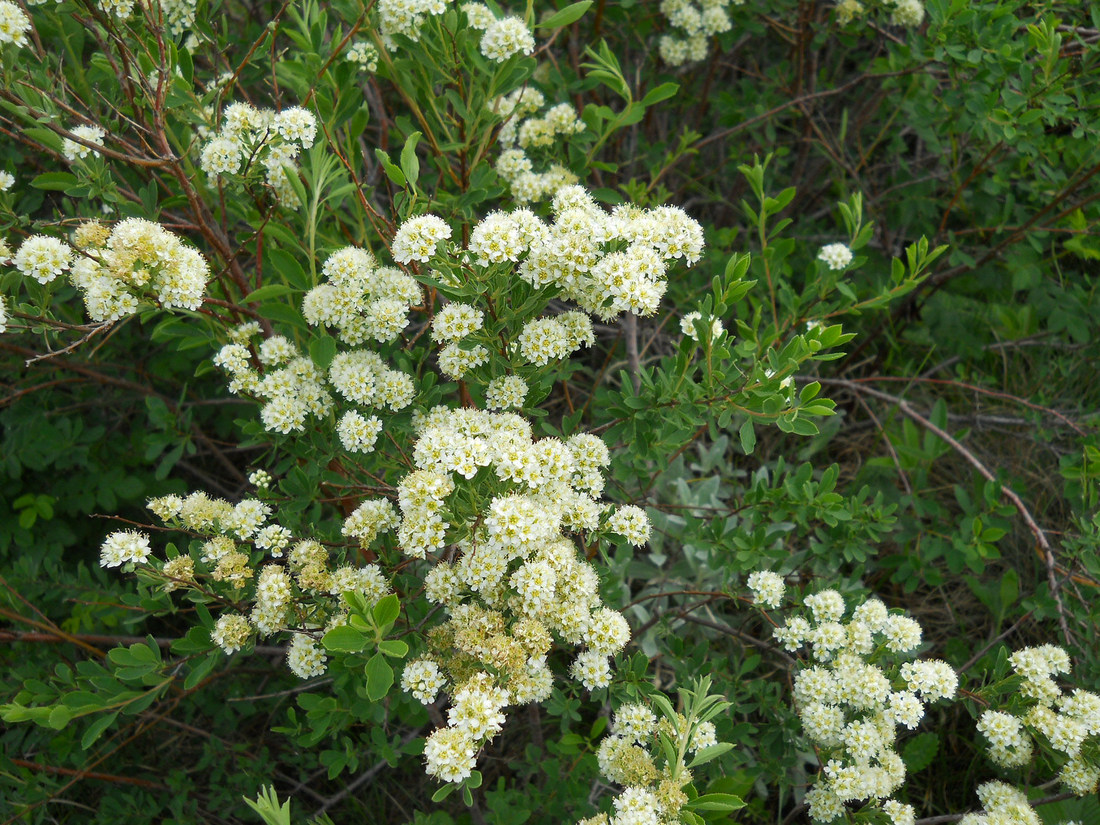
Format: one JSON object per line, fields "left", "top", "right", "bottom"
{"left": 377, "top": 639, "right": 409, "bottom": 658}
{"left": 538, "top": 1, "right": 592, "bottom": 29}
{"left": 373, "top": 148, "right": 406, "bottom": 187}
{"left": 81, "top": 711, "right": 118, "bottom": 749}
{"left": 183, "top": 652, "right": 219, "bottom": 690}
{"left": 684, "top": 792, "right": 746, "bottom": 812}
{"left": 309, "top": 335, "right": 337, "bottom": 370}
{"left": 465, "top": 770, "right": 482, "bottom": 789}
{"left": 257, "top": 302, "right": 307, "bottom": 331}
{"left": 687, "top": 741, "right": 734, "bottom": 767}
{"left": 48, "top": 705, "right": 73, "bottom": 730}
{"left": 372, "top": 593, "right": 401, "bottom": 629}
{"left": 321, "top": 625, "right": 367, "bottom": 653}
{"left": 641, "top": 83, "right": 679, "bottom": 107}
{"left": 31, "top": 172, "right": 79, "bottom": 191}
{"left": 739, "top": 419, "right": 756, "bottom": 455}
{"left": 400, "top": 131, "right": 421, "bottom": 187}
{"left": 431, "top": 784, "right": 455, "bottom": 802}
{"left": 364, "top": 653, "right": 394, "bottom": 701}
{"left": 902, "top": 732, "right": 939, "bottom": 773}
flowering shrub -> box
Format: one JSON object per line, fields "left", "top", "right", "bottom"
{"left": 1, "top": 0, "right": 1098, "bottom": 823}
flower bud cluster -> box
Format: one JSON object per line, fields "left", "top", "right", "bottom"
{"left": 63, "top": 218, "right": 211, "bottom": 321}
{"left": 773, "top": 590, "right": 957, "bottom": 823}
{"left": 199, "top": 101, "right": 317, "bottom": 206}
{"left": 490, "top": 88, "right": 584, "bottom": 203}
{"left": 345, "top": 40, "right": 379, "bottom": 72}
{"left": 120, "top": 490, "right": 392, "bottom": 678}
{"left": 975, "top": 645, "right": 1099, "bottom": 794}
{"left": 658, "top": 0, "right": 739, "bottom": 67}
{"left": 581, "top": 697, "right": 724, "bottom": 825}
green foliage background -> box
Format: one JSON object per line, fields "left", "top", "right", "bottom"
{"left": 1, "top": 0, "right": 1099, "bottom": 823}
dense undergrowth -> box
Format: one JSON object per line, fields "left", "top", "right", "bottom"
{"left": 1, "top": 1, "right": 1099, "bottom": 824}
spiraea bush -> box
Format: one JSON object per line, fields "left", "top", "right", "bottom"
{"left": 1, "top": 0, "right": 1099, "bottom": 823}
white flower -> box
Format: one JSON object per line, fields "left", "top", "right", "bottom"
{"left": 485, "top": 375, "right": 528, "bottom": 410}
{"left": 338, "top": 410, "right": 383, "bottom": 453}
{"left": 0, "top": 1, "right": 32, "bottom": 47}
{"left": 62, "top": 125, "right": 107, "bottom": 162}
{"left": 273, "top": 107, "right": 317, "bottom": 148}
{"left": 747, "top": 571, "right": 786, "bottom": 608}
{"left": 210, "top": 614, "right": 252, "bottom": 654}
{"left": 392, "top": 214, "right": 451, "bottom": 264}
{"left": 402, "top": 658, "right": 447, "bottom": 704}
{"left": 423, "top": 726, "right": 477, "bottom": 783}
{"left": 680, "top": 310, "right": 723, "bottom": 341}
{"left": 286, "top": 633, "right": 327, "bottom": 678}
{"left": 818, "top": 242, "right": 853, "bottom": 270}
{"left": 0, "top": 171, "right": 14, "bottom": 191}
{"left": 607, "top": 504, "right": 650, "bottom": 546}
{"left": 99, "top": 530, "right": 152, "bottom": 568}
{"left": 14, "top": 235, "right": 73, "bottom": 284}
{"left": 890, "top": 0, "right": 925, "bottom": 27}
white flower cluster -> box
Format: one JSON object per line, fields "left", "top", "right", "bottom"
{"left": 135, "top": 490, "right": 391, "bottom": 677}
{"left": 303, "top": 245, "right": 423, "bottom": 344}
{"left": 889, "top": 0, "right": 925, "bottom": 27}
{"left": 680, "top": 310, "right": 724, "bottom": 342}
{"left": 747, "top": 570, "right": 785, "bottom": 608}
{"left": 345, "top": 40, "right": 379, "bottom": 72}
{"left": 817, "top": 243, "right": 853, "bottom": 271}
{"left": 99, "top": 530, "right": 153, "bottom": 568}
{"left": 774, "top": 591, "right": 957, "bottom": 823}
{"left": 658, "top": 0, "right": 738, "bottom": 67}
{"left": 62, "top": 124, "right": 106, "bottom": 162}
{"left": 98, "top": 0, "right": 135, "bottom": 19}
{"left": 957, "top": 781, "right": 1038, "bottom": 825}
{"left": 199, "top": 101, "right": 318, "bottom": 206}
{"left": 465, "top": 187, "right": 704, "bottom": 322}
{"left": 377, "top": 0, "right": 446, "bottom": 49}
{"left": 490, "top": 87, "right": 584, "bottom": 203}
{"left": 974, "top": 645, "right": 1100, "bottom": 794}
{"left": 382, "top": 408, "right": 640, "bottom": 781}
{"left": 581, "top": 701, "right": 721, "bottom": 825}
{"left": 530, "top": 187, "right": 704, "bottom": 319}
{"left": 0, "top": 0, "right": 32, "bottom": 47}
{"left": 464, "top": 4, "right": 536, "bottom": 62}
{"left": 0, "top": 170, "right": 13, "bottom": 191}
{"left": 160, "top": 0, "right": 198, "bottom": 37}
{"left": 213, "top": 329, "right": 334, "bottom": 434}
{"left": 392, "top": 215, "right": 453, "bottom": 264}
{"left": 13, "top": 235, "right": 73, "bottom": 284}
{"left": 64, "top": 218, "right": 211, "bottom": 321}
